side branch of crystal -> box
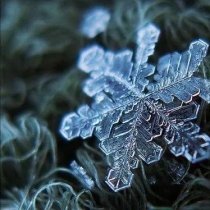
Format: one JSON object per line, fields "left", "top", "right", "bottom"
{"left": 131, "top": 23, "right": 160, "bottom": 90}
{"left": 147, "top": 40, "right": 209, "bottom": 103}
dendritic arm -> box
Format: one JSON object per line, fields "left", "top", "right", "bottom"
{"left": 148, "top": 98, "right": 210, "bottom": 163}
{"left": 105, "top": 138, "right": 136, "bottom": 192}
{"left": 100, "top": 102, "right": 163, "bottom": 190}
{"left": 131, "top": 23, "right": 160, "bottom": 91}
{"left": 60, "top": 105, "right": 100, "bottom": 140}
{"left": 148, "top": 40, "right": 209, "bottom": 103}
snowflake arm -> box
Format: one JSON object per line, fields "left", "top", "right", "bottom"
{"left": 147, "top": 40, "right": 209, "bottom": 103}
{"left": 131, "top": 23, "right": 160, "bottom": 90}
{"left": 60, "top": 105, "right": 99, "bottom": 139}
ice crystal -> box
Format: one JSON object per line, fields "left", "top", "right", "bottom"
{"left": 80, "top": 7, "right": 110, "bottom": 38}
{"left": 166, "top": 158, "right": 189, "bottom": 183}
{"left": 60, "top": 23, "right": 210, "bottom": 192}
{"left": 70, "top": 160, "right": 95, "bottom": 190}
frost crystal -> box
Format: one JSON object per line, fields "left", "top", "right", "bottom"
{"left": 70, "top": 160, "right": 95, "bottom": 190}
{"left": 80, "top": 7, "right": 110, "bottom": 38}
{"left": 166, "top": 158, "right": 189, "bottom": 183}
{"left": 60, "top": 23, "right": 210, "bottom": 192}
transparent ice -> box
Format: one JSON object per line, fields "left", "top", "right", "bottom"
{"left": 61, "top": 23, "right": 210, "bottom": 192}
{"left": 70, "top": 160, "right": 95, "bottom": 190}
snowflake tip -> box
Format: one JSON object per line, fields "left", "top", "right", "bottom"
{"left": 60, "top": 113, "right": 80, "bottom": 140}
{"left": 106, "top": 169, "right": 134, "bottom": 192}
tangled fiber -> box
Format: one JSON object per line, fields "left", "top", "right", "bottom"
{"left": 1, "top": 0, "right": 210, "bottom": 209}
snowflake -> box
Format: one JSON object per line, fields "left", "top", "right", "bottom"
{"left": 70, "top": 160, "right": 95, "bottom": 190}
{"left": 80, "top": 7, "right": 110, "bottom": 38}
{"left": 60, "top": 23, "right": 210, "bottom": 192}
